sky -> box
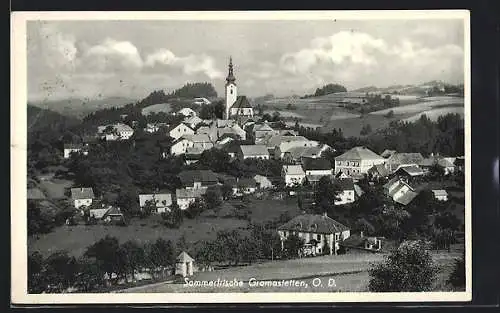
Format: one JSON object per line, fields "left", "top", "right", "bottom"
{"left": 27, "top": 18, "right": 465, "bottom": 101}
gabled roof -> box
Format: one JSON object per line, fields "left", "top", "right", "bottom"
{"left": 368, "top": 164, "right": 390, "bottom": 177}
{"left": 302, "top": 158, "right": 332, "bottom": 171}
{"left": 240, "top": 145, "right": 269, "bottom": 156}
{"left": 179, "top": 170, "right": 218, "bottom": 186}
{"left": 230, "top": 95, "right": 253, "bottom": 109}
{"left": 176, "top": 251, "right": 194, "bottom": 262}
{"left": 387, "top": 153, "right": 424, "bottom": 165}
{"left": 71, "top": 187, "right": 95, "bottom": 200}
{"left": 396, "top": 165, "right": 425, "bottom": 176}
{"left": 335, "top": 147, "right": 384, "bottom": 161}
{"left": 381, "top": 149, "right": 397, "bottom": 158}
{"left": 103, "top": 206, "right": 123, "bottom": 217}
{"left": 383, "top": 177, "right": 400, "bottom": 190}
{"left": 437, "top": 158, "right": 455, "bottom": 168}
{"left": 278, "top": 214, "right": 350, "bottom": 234}
{"left": 394, "top": 190, "right": 419, "bottom": 205}
{"left": 175, "top": 188, "right": 208, "bottom": 199}
{"left": 432, "top": 189, "right": 448, "bottom": 196}
{"left": 183, "top": 133, "right": 212, "bottom": 143}
{"left": 167, "top": 122, "right": 194, "bottom": 134}
{"left": 177, "top": 107, "right": 197, "bottom": 116}
{"left": 282, "top": 165, "right": 305, "bottom": 176}
{"left": 254, "top": 123, "right": 275, "bottom": 132}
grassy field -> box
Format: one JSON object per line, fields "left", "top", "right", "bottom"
{"left": 120, "top": 251, "right": 461, "bottom": 293}
{"left": 243, "top": 197, "right": 301, "bottom": 223}
{"left": 37, "top": 178, "right": 73, "bottom": 199}
{"left": 28, "top": 216, "right": 249, "bottom": 258}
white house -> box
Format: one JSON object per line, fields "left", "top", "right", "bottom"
{"left": 432, "top": 189, "right": 449, "bottom": 201}
{"left": 185, "top": 134, "right": 214, "bottom": 151}
{"left": 177, "top": 107, "right": 197, "bottom": 117}
{"left": 97, "top": 123, "right": 134, "bottom": 141}
{"left": 302, "top": 158, "right": 333, "bottom": 177}
{"left": 385, "top": 153, "right": 425, "bottom": 173}
{"left": 175, "top": 188, "right": 208, "bottom": 210}
{"left": 193, "top": 97, "right": 211, "bottom": 105}
{"left": 175, "top": 251, "right": 195, "bottom": 277}
{"left": 383, "top": 177, "right": 419, "bottom": 206}
{"left": 167, "top": 123, "right": 195, "bottom": 140}
{"left": 237, "top": 145, "right": 270, "bottom": 160}
{"left": 253, "top": 175, "right": 274, "bottom": 189}
{"left": 282, "top": 165, "right": 306, "bottom": 187}
{"left": 184, "top": 115, "right": 203, "bottom": 129}
{"left": 334, "top": 146, "right": 385, "bottom": 177}
{"left": 63, "top": 143, "right": 88, "bottom": 159}
{"left": 70, "top": 187, "right": 95, "bottom": 209}
{"left": 334, "top": 178, "right": 356, "bottom": 205}
{"left": 277, "top": 213, "right": 350, "bottom": 256}
{"left": 139, "top": 193, "right": 173, "bottom": 214}
{"left": 144, "top": 123, "right": 160, "bottom": 133}
{"left": 170, "top": 138, "right": 195, "bottom": 156}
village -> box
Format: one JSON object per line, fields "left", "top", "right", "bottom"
{"left": 27, "top": 57, "right": 466, "bottom": 293}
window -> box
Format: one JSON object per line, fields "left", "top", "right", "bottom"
{"left": 335, "top": 233, "right": 340, "bottom": 241}
{"left": 230, "top": 89, "right": 233, "bottom": 95}
{"left": 316, "top": 234, "right": 321, "bottom": 241}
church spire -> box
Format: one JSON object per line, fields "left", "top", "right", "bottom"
{"left": 226, "top": 56, "right": 236, "bottom": 85}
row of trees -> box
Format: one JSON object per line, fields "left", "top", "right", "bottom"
{"left": 29, "top": 236, "right": 179, "bottom": 293}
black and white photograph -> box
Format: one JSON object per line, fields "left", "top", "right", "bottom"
{"left": 11, "top": 10, "right": 471, "bottom": 303}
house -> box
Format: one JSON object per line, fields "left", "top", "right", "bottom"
{"left": 167, "top": 123, "right": 195, "bottom": 140}
{"left": 235, "top": 177, "right": 257, "bottom": 195}
{"left": 367, "top": 164, "right": 390, "bottom": 180}
{"left": 193, "top": 97, "right": 211, "bottom": 105}
{"left": 334, "top": 178, "right": 356, "bottom": 205}
{"left": 237, "top": 145, "right": 270, "bottom": 160}
{"left": 177, "top": 107, "right": 197, "bottom": 117}
{"left": 196, "top": 125, "right": 218, "bottom": 142}
{"left": 229, "top": 95, "right": 254, "bottom": 118}
{"left": 184, "top": 134, "right": 214, "bottom": 151}
{"left": 102, "top": 206, "right": 125, "bottom": 223}
{"left": 185, "top": 147, "right": 204, "bottom": 165}
{"left": 97, "top": 123, "right": 134, "bottom": 141}
{"left": 70, "top": 187, "right": 95, "bottom": 209}
{"left": 282, "top": 165, "right": 306, "bottom": 187}
{"left": 381, "top": 149, "right": 397, "bottom": 158}
{"left": 139, "top": 192, "right": 173, "bottom": 213}
{"left": 178, "top": 170, "right": 219, "bottom": 189}
{"left": 302, "top": 158, "right": 333, "bottom": 177}
{"left": 170, "top": 137, "right": 195, "bottom": 156}
{"left": 432, "top": 189, "right": 449, "bottom": 201}
{"left": 341, "top": 232, "right": 383, "bottom": 252}
{"left": 251, "top": 122, "right": 278, "bottom": 142}
{"left": 454, "top": 156, "right": 465, "bottom": 172}
{"left": 274, "top": 137, "right": 319, "bottom": 160}
{"left": 253, "top": 175, "right": 274, "bottom": 189}
{"left": 175, "top": 188, "right": 208, "bottom": 210}
{"left": 217, "top": 124, "right": 247, "bottom": 141}
{"left": 220, "top": 140, "right": 241, "bottom": 159}
{"left": 277, "top": 213, "right": 350, "bottom": 256}
{"left": 383, "top": 177, "right": 419, "bottom": 206}
{"left": 183, "top": 115, "right": 203, "bottom": 129}
{"left": 419, "top": 154, "right": 456, "bottom": 175}
{"left": 63, "top": 143, "right": 88, "bottom": 159}
{"left": 394, "top": 165, "right": 425, "bottom": 178}
{"left": 334, "top": 146, "right": 385, "bottom": 178}
{"left": 144, "top": 123, "right": 160, "bottom": 133}
{"left": 175, "top": 251, "right": 195, "bottom": 277}
{"left": 437, "top": 158, "right": 456, "bottom": 175}
{"left": 281, "top": 145, "right": 328, "bottom": 164}
{"left": 385, "top": 152, "right": 424, "bottom": 173}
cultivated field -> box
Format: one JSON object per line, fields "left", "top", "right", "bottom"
{"left": 141, "top": 103, "right": 172, "bottom": 116}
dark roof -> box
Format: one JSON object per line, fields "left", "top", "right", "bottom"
{"left": 278, "top": 214, "right": 350, "bottom": 234}
{"left": 179, "top": 170, "right": 218, "bottom": 186}
{"left": 368, "top": 164, "right": 390, "bottom": 177}
{"left": 230, "top": 96, "right": 253, "bottom": 109}
{"left": 386, "top": 153, "right": 424, "bottom": 165}
{"left": 395, "top": 165, "right": 425, "bottom": 176}
{"left": 71, "top": 187, "right": 95, "bottom": 200}
{"left": 216, "top": 173, "right": 237, "bottom": 187}
{"left": 302, "top": 158, "right": 332, "bottom": 171}
{"left": 334, "top": 178, "right": 355, "bottom": 191}
{"left": 237, "top": 177, "right": 257, "bottom": 188}
{"left": 341, "top": 234, "right": 382, "bottom": 248}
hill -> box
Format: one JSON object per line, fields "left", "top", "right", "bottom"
{"left": 29, "top": 97, "right": 136, "bottom": 119}
{"left": 27, "top": 105, "right": 80, "bottom": 133}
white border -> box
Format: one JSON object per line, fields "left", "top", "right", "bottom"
{"left": 11, "top": 10, "right": 472, "bottom": 304}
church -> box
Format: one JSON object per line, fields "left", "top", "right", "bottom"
{"left": 224, "top": 57, "right": 254, "bottom": 120}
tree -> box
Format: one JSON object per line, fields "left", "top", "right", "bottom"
{"left": 146, "top": 238, "right": 175, "bottom": 274}
{"left": 313, "top": 176, "right": 341, "bottom": 214}
{"left": 185, "top": 198, "right": 207, "bottom": 219}
{"left": 368, "top": 240, "right": 438, "bottom": 292}
{"left": 84, "top": 235, "right": 123, "bottom": 282}
{"left": 203, "top": 187, "right": 222, "bottom": 210}
{"left": 75, "top": 257, "right": 105, "bottom": 292}
{"left": 28, "top": 251, "right": 45, "bottom": 293}
{"left": 221, "top": 183, "right": 234, "bottom": 200}
{"left": 120, "top": 240, "right": 145, "bottom": 281}
{"left": 162, "top": 203, "right": 183, "bottom": 228}
{"left": 360, "top": 124, "right": 373, "bottom": 136}
{"left": 447, "top": 251, "right": 465, "bottom": 289}
{"left": 43, "top": 251, "right": 79, "bottom": 292}
{"left": 283, "top": 233, "right": 305, "bottom": 259}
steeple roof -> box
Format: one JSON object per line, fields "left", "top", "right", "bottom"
{"left": 226, "top": 56, "right": 236, "bottom": 85}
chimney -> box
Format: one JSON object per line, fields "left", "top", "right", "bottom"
{"left": 360, "top": 231, "right": 364, "bottom": 238}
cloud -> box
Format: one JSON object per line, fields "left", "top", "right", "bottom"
{"left": 82, "top": 39, "right": 144, "bottom": 72}
{"left": 145, "top": 49, "right": 223, "bottom": 79}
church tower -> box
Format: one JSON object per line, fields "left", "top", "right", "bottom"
{"left": 225, "top": 57, "right": 237, "bottom": 120}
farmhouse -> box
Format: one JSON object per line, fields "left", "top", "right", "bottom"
{"left": 334, "top": 146, "right": 385, "bottom": 178}
{"left": 383, "top": 177, "right": 419, "bottom": 206}
{"left": 170, "top": 137, "right": 194, "bottom": 156}
{"left": 139, "top": 192, "right": 173, "bottom": 213}
{"left": 302, "top": 158, "right": 333, "bottom": 177}
{"left": 367, "top": 164, "right": 390, "bottom": 180}
{"left": 97, "top": 123, "right": 134, "bottom": 141}
{"left": 175, "top": 188, "right": 208, "bottom": 210}
{"left": 395, "top": 165, "right": 425, "bottom": 178}
{"left": 70, "top": 187, "right": 95, "bottom": 209}
{"left": 183, "top": 115, "right": 203, "bottom": 129}
{"left": 277, "top": 213, "right": 351, "bottom": 256}
{"left": 334, "top": 178, "right": 356, "bottom": 205}
{"left": 179, "top": 170, "right": 219, "bottom": 189}
{"left": 235, "top": 177, "right": 258, "bottom": 195}
{"left": 217, "top": 123, "right": 247, "bottom": 141}
{"left": 167, "top": 123, "right": 195, "bottom": 140}
{"left": 237, "top": 145, "right": 270, "bottom": 160}
{"left": 274, "top": 138, "right": 319, "bottom": 160}
{"left": 281, "top": 165, "right": 306, "bottom": 187}
{"left": 184, "top": 134, "right": 214, "bottom": 151}
{"left": 177, "top": 107, "right": 197, "bottom": 117}
{"left": 385, "top": 152, "right": 424, "bottom": 172}
{"left": 251, "top": 122, "right": 278, "bottom": 142}
{"left": 63, "top": 143, "right": 89, "bottom": 159}
{"left": 432, "top": 189, "right": 449, "bottom": 201}
{"left": 341, "top": 232, "right": 383, "bottom": 252}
